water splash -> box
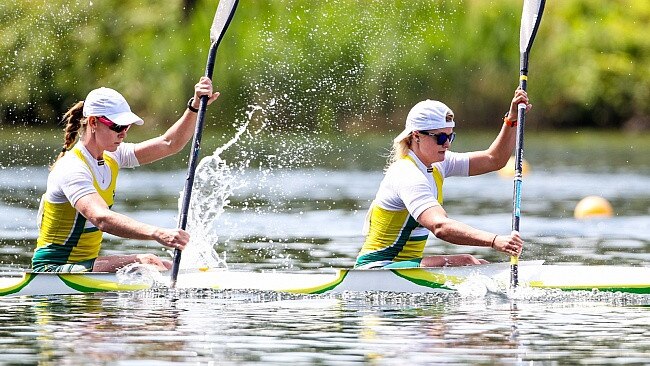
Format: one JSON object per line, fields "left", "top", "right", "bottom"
{"left": 116, "top": 262, "right": 166, "bottom": 287}
{"left": 449, "top": 275, "right": 496, "bottom": 298}
{"left": 176, "top": 81, "right": 338, "bottom": 270}
{"left": 178, "top": 115, "right": 253, "bottom": 270}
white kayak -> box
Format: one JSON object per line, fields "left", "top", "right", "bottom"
{"left": 2, "top": 260, "right": 650, "bottom": 297}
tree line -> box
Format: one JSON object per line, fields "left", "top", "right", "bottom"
{"left": 1, "top": 0, "right": 648, "bottom": 133}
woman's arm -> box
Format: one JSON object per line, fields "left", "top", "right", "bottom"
{"left": 466, "top": 88, "right": 531, "bottom": 176}
{"left": 74, "top": 192, "right": 188, "bottom": 250}
{"left": 134, "top": 76, "right": 220, "bottom": 165}
{"left": 418, "top": 205, "right": 523, "bottom": 257}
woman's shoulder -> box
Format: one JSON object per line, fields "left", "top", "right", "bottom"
{"left": 385, "top": 158, "right": 426, "bottom": 182}
{"left": 105, "top": 142, "right": 135, "bottom": 156}
{"left": 51, "top": 150, "right": 86, "bottom": 172}
{"left": 46, "top": 153, "right": 92, "bottom": 196}
{"left": 385, "top": 158, "right": 412, "bottom": 174}
{"left": 104, "top": 142, "right": 137, "bottom": 167}
{"left": 388, "top": 157, "right": 419, "bottom": 169}
{"left": 435, "top": 151, "right": 470, "bottom": 177}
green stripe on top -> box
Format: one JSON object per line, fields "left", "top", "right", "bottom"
{"left": 356, "top": 215, "right": 422, "bottom": 266}
{"left": 32, "top": 244, "right": 74, "bottom": 267}
{"left": 66, "top": 212, "right": 87, "bottom": 247}
{"left": 409, "top": 234, "right": 428, "bottom": 242}
{"left": 32, "top": 212, "right": 89, "bottom": 268}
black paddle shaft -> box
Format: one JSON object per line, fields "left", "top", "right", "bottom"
{"left": 170, "top": 41, "right": 219, "bottom": 286}
{"left": 178, "top": 41, "right": 219, "bottom": 230}
{"left": 170, "top": 0, "right": 239, "bottom": 287}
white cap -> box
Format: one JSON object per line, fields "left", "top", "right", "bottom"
{"left": 394, "top": 100, "right": 455, "bottom": 143}
{"left": 82, "top": 87, "right": 144, "bottom": 126}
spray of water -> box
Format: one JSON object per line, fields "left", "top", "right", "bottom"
{"left": 116, "top": 262, "right": 166, "bottom": 287}
{"left": 178, "top": 114, "right": 253, "bottom": 270}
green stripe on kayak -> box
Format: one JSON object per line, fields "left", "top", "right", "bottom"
{"left": 59, "top": 274, "right": 150, "bottom": 293}
{"left": 0, "top": 273, "right": 38, "bottom": 296}
{"left": 284, "top": 270, "right": 349, "bottom": 294}
{"left": 391, "top": 268, "right": 459, "bottom": 291}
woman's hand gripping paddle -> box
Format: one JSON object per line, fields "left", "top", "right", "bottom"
{"left": 171, "top": 0, "right": 239, "bottom": 287}
{"left": 511, "top": 0, "right": 545, "bottom": 289}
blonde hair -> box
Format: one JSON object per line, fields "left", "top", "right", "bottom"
{"left": 385, "top": 133, "right": 412, "bottom": 171}
{"left": 52, "top": 101, "right": 87, "bottom": 169}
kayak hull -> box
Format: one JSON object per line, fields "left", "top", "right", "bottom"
{"left": 2, "top": 261, "right": 650, "bottom": 297}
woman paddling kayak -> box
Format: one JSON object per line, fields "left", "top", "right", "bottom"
{"left": 32, "top": 77, "right": 219, "bottom": 273}
{"left": 355, "top": 88, "right": 530, "bottom": 269}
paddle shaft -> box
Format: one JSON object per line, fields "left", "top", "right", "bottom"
{"left": 510, "top": 62, "right": 528, "bottom": 289}
{"left": 170, "top": 41, "right": 219, "bottom": 287}
{"left": 510, "top": 0, "right": 546, "bottom": 289}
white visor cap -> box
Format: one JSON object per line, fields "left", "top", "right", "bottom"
{"left": 82, "top": 87, "right": 144, "bottom": 126}
{"left": 394, "top": 100, "right": 455, "bottom": 143}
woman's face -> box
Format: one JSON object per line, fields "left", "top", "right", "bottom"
{"left": 412, "top": 127, "right": 455, "bottom": 165}
{"left": 92, "top": 116, "right": 130, "bottom": 152}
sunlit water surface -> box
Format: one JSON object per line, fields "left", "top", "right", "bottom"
{"left": 1, "top": 290, "right": 650, "bottom": 365}
{"left": 1, "top": 145, "right": 649, "bottom": 364}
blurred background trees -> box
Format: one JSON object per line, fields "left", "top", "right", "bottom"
{"left": 1, "top": 0, "right": 648, "bottom": 133}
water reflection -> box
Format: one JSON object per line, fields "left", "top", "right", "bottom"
{"left": 2, "top": 290, "right": 649, "bottom": 364}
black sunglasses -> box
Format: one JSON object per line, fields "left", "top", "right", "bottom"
{"left": 418, "top": 131, "right": 456, "bottom": 145}
{"left": 97, "top": 116, "right": 130, "bottom": 133}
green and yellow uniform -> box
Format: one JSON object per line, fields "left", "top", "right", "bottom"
{"left": 32, "top": 143, "right": 138, "bottom": 272}
{"left": 355, "top": 150, "right": 469, "bottom": 268}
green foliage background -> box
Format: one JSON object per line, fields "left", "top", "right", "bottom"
{"left": 1, "top": 0, "right": 649, "bottom": 133}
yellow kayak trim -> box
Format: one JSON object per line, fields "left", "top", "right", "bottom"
{"left": 59, "top": 273, "right": 150, "bottom": 293}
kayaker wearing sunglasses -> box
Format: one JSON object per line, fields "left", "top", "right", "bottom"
{"left": 356, "top": 88, "right": 530, "bottom": 269}
{"left": 32, "top": 77, "right": 219, "bottom": 273}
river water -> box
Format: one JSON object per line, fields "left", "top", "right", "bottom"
{"left": 0, "top": 132, "right": 649, "bottom": 364}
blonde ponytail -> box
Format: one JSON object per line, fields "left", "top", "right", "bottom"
{"left": 385, "top": 134, "right": 412, "bottom": 171}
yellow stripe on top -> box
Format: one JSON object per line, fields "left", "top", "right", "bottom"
{"left": 33, "top": 149, "right": 118, "bottom": 267}
{"left": 355, "top": 156, "right": 444, "bottom": 267}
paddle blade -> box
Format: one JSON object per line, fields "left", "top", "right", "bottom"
{"left": 210, "top": 0, "right": 239, "bottom": 45}
{"left": 519, "top": 0, "right": 546, "bottom": 53}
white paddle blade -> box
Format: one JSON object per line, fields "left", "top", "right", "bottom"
{"left": 520, "top": 0, "right": 545, "bottom": 53}
{"left": 210, "top": 0, "right": 239, "bottom": 44}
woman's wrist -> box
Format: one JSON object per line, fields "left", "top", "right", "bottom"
{"left": 503, "top": 112, "right": 517, "bottom": 127}
{"left": 490, "top": 234, "right": 498, "bottom": 248}
{"left": 186, "top": 97, "right": 199, "bottom": 113}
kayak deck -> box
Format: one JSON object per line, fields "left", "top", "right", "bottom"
{"left": 2, "top": 261, "right": 650, "bottom": 297}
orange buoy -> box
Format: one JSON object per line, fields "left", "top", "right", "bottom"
{"left": 574, "top": 196, "right": 614, "bottom": 219}
{"left": 498, "top": 156, "right": 530, "bottom": 178}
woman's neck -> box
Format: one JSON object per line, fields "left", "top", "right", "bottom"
{"left": 410, "top": 148, "right": 432, "bottom": 168}
{"left": 81, "top": 139, "right": 104, "bottom": 161}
